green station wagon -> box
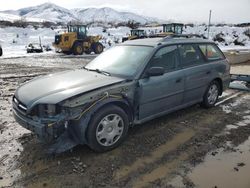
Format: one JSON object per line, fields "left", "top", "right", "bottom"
{"left": 13, "top": 37, "right": 231, "bottom": 152}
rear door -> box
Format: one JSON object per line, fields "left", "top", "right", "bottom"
{"left": 178, "top": 44, "right": 212, "bottom": 104}
{"left": 138, "top": 45, "right": 185, "bottom": 120}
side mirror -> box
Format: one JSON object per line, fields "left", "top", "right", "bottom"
{"left": 147, "top": 67, "right": 164, "bottom": 77}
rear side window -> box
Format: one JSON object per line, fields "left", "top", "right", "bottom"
{"left": 199, "top": 44, "right": 225, "bottom": 61}
{"left": 178, "top": 44, "right": 204, "bottom": 67}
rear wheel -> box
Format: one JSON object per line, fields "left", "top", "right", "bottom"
{"left": 202, "top": 80, "right": 220, "bottom": 108}
{"left": 92, "top": 42, "right": 104, "bottom": 54}
{"left": 86, "top": 105, "right": 129, "bottom": 152}
{"left": 73, "top": 42, "right": 83, "bottom": 55}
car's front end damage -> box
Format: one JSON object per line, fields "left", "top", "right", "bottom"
{"left": 12, "top": 71, "right": 135, "bottom": 153}
{"left": 13, "top": 97, "right": 71, "bottom": 143}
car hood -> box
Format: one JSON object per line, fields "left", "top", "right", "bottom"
{"left": 15, "top": 69, "right": 125, "bottom": 109}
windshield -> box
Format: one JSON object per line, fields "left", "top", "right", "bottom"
{"left": 85, "top": 46, "right": 153, "bottom": 78}
{"left": 131, "top": 30, "right": 144, "bottom": 37}
{"left": 68, "top": 26, "right": 87, "bottom": 34}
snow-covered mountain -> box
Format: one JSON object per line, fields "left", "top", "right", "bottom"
{"left": 2, "top": 3, "right": 76, "bottom": 23}
{"left": 0, "top": 3, "right": 159, "bottom": 24}
{"left": 72, "top": 7, "right": 158, "bottom": 24}
{"left": 0, "top": 12, "right": 47, "bottom": 23}
{"left": 0, "top": 13, "right": 20, "bottom": 22}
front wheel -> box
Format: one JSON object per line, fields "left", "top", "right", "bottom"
{"left": 202, "top": 80, "right": 220, "bottom": 108}
{"left": 86, "top": 105, "right": 129, "bottom": 152}
{"left": 92, "top": 42, "right": 103, "bottom": 54}
{"left": 73, "top": 42, "right": 83, "bottom": 55}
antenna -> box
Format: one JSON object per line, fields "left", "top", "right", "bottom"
{"left": 207, "top": 10, "right": 212, "bottom": 39}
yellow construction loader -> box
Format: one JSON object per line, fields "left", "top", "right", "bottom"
{"left": 122, "top": 23, "right": 184, "bottom": 42}
{"left": 53, "top": 25, "right": 104, "bottom": 55}
{"left": 122, "top": 29, "right": 147, "bottom": 42}
{"left": 155, "top": 23, "right": 184, "bottom": 37}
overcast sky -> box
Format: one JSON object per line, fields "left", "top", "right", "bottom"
{"left": 1, "top": 0, "right": 249, "bottom": 23}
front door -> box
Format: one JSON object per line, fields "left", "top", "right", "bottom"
{"left": 138, "top": 45, "right": 185, "bottom": 120}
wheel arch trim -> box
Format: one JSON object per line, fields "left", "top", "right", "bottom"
{"left": 68, "top": 97, "right": 133, "bottom": 144}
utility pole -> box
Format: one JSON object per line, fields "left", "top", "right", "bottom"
{"left": 207, "top": 10, "right": 212, "bottom": 39}
{"left": 39, "top": 36, "right": 42, "bottom": 47}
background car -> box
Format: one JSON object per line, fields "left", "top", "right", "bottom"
{"left": 26, "top": 43, "right": 43, "bottom": 53}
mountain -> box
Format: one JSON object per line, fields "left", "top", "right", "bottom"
{"left": 2, "top": 3, "right": 76, "bottom": 23}
{"left": 72, "top": 7, "right": 158, "bottom": 24}
{"left": 0, "top": 13, "right": 20, "bottom": 22}
{"left": 0, "top": 3, "right": 159, "bottom": 24}
{"left": 0, "top": 12, "right": 46, "bottom": 23}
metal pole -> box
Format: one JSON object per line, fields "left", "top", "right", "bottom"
{"left": 207, "top": 10, "right": 212, "bottom": 39}
{"left": 39, "top": 36, "right": 41, "bottom": 47}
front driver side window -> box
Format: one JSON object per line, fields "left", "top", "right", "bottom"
{"left": 149, "top": 45, "right": 178, "bottom": 72}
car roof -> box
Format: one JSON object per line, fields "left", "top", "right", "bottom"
{"left": 123, "top": 37, "right": 214, "bottom": 47}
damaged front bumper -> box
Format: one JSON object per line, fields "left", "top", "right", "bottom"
{"left": 13, "top": 107, "right": 66, "bottom": 143}
{"left": 12, "top": 104, "right": 90, "bottom": 153}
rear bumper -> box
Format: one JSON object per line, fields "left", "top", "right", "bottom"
{"left": 13, "top": 108, "right": 65, "bottom": 143}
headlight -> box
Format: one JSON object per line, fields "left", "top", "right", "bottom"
{"left": 38, "top": 104, "right": 59, "bottom": 118}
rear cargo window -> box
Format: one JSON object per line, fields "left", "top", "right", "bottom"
{"left": 199, "top": 44, "right": 224, "bottom": 61}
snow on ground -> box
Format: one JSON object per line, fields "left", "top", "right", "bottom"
{"left": 0, "top": 25, "right": 250, "bottom": 58}
{"left": 0, "top": 26, "right": 56, "bottom": 58}
{"left": 0, "top": 26, "right": 131, "bottom": 58}
{"left": 184, "top": 25, "right": 250, "bottom": 50}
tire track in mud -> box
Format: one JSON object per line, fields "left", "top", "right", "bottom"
{"left": 133, "top": 153, "right": 189, "bottom": 188}
{"left": 115, "top": 130, "right": 195, "bottom": 180}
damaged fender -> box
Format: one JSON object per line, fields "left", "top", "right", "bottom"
{"left": 66, "top": 93, "right": 133, "bottom": 145}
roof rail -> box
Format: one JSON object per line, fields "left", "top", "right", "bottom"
{"left": 161, "top": 34, "right": 207, "bottom": 41}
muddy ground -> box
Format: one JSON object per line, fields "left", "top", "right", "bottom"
{"left": 0, "top": 55, "right": 250, "bottom": 188}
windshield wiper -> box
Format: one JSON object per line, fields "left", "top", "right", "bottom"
{"left": 84, "top": 67, "right": 111, "bottom": 76}
{"left": 82, "top": 67, "right": 88, "bottom": 70}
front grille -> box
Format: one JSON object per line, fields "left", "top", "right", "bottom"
{"left": 13, "top": 96, "right": 27, "bottom": 113}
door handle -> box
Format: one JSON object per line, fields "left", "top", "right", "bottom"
{"left": 176, "top": 78, "right": 182, "bottom": 83}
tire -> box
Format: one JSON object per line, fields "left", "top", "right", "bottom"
{"left": 86, "top": 105, "right": 129, "bottom": 152}
{"left": 201, "top": 80, "right": 220, "bottom": 108}
{"left": 0, "top": 46, "right": 2, "bottom": 56}
{"left": 92, "top": 42, "right": 104, "bottom": 54}
{"left": 73, "top": 42, "right": 83, "bottom": 55}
